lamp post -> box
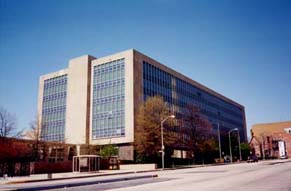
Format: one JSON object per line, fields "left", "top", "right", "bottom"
{"left": 228, "top": 128, "right": 242, "bottom": 162}
{"left": 237, "top": 129, "right": 242, "bottom": 161}
{"left": 228, "top": 128, "right": 238, "bottom": 163}
{"left": 161, "top": 115, "right": 175, "bottom": 170}
{"left": 217, "top": 123, "right": 222, "bottom": 161}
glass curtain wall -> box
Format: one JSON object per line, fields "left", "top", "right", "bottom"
{"left": 41, "top": 75, "right": 67, "bottom": 142}
{"left": 142, "top": 61, "right": 245, "bottom": 141}
{"left": 92, "top": 59, "right": 125, "bottom": 139}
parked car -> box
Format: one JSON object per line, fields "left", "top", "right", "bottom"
{"left": 280, "top": 155, "right": 288, "bottom": 159}
{"left": 224, "top": 155, "right": 231, "bottom": 163}
{"left": 247, "top": 155, "right": 258, "bottom": 163}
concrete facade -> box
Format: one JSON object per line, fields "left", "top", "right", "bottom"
{"left": 66, "top": 55, "right": 96, "bottom": 144}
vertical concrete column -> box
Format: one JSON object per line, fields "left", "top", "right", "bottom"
{"left": 65, "top": 55, "right": 96, "bottom": 144}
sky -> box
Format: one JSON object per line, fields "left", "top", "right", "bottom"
{"left": 0, "top": 0, "right": 290, "bottom": 138}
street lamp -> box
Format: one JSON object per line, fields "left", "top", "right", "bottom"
{"left": 228, "top": 128, "right": 242, "bottom": 162}
{"left": 217, "top": 123, "right": 222, "bottom": 161}
{"left": 161, "top": 114, "right": 175, "bottom": 170}
{"left": 237, "top": 130, "right": 242, "bottom": 161}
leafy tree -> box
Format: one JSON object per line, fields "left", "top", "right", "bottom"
{"left": 100, "top": 144, "right": 118, "bottom": 159}
{"left": 240, "top": 143, "right": 251, "bottom": 160}
{"left": 135, "top": 96, "right": 174, "bottom": 163}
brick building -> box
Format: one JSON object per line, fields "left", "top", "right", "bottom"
{"left": 249, "top": 121, "right": 291, "bottom": 159}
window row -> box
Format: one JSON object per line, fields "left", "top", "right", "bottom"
{"left": 43, "top": 84, "right": 67, "bottom": 96}
{"left": 94, "top": 70, "right": 124, "bottom": 84}
{"left": 41, "top": 127, "right": 64, "bottom": 135}
{"left": 93, "top": 100, "right": 124, "bottom": 113}
{"left": 41, "top": 134, "right": 64, "bottom": 142}
{"left": 44, "top": 75, "right": 67, "bottom": 87}
{"left": 43, "top": 86, "right": 67, "bottom": 96}
{"left": 43, "top": 92, "right": 66, "bottom": 101}
{"left": 92, "top": 129, "right": 125, "bottom": 139}
{"left": 42, "top": 106, "right": 66, "bottom": 114}
{"left": 93, "top": 94, "right": 125, "bottom": 104}
{"left": 43, "top": 98, "right": 66, "bottom": 109}
{"left": 42, "top": 112, "right": 66, "bottom": 122}
{"left": 94, "top": 59, "right": 124, "bottom": 73}
{"left": 93, "top": 78, "right": 124, "bottom": 89}
{"left": 93, "top": 85, "right": 124, "bottom": 99}
{"left": 92, "top": 110, "right": 124, "bottom": 120}
{"left": 42, "top": 120, "right": 65, "bottom": 127}
{"left": 92, "top": 115, "right": 124, "bottom": 128}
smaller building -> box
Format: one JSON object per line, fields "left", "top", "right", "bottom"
{"left": 249, "top": 121, "right": 291, "bottom": 159}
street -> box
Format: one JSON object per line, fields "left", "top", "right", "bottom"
{"left": 61, "top": 161, "right": 291, "bottom": 191}
{"left": 1, "top": 160, "right": 290, "bottom": 191}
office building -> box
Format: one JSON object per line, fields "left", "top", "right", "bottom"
{"left": 38, "top": 49, "right": 247, "bottom": 160}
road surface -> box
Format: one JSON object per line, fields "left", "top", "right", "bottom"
{"left": 1, "top": 160, "right": 290, "bottom": 191}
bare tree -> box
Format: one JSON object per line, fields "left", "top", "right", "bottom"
{"left": 21, "top": 117, "right": 43, "bottom": 161}
{"left": 181, "top": 104, "right": 216, "bottom": 163}
{"left": 0, "top": 107, "right": 21, "bottom": 137}
{"left": 24, "top": 118, "right": 41, "bottom": 141}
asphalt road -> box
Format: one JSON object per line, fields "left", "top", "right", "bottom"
{"left": 111, "top": 161, "right": 291, "bottom": 191}
{"left": 1, "top": 160, "right": 290, "bottom": 191}
{"left": 56, "top": 161, "right": 291, "bottom": 191}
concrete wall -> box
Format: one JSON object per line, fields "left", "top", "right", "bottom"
{"left": 65, "top": 55, "right": 96, "bottom": 144}
{"left": 119, "top": 164, "right": 157, "bottom": 171}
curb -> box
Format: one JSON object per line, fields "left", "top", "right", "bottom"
{"left": 6, "top": 171, "right": 139, "bottom": 184}
{"left": 9, "top": 174, "right": 158, "bottom": 191}
{"left": 6, "top": 169, "right": 163, "bottom": 185}
{"left": 264, "top": 159, "right": 291, "bottom": 165}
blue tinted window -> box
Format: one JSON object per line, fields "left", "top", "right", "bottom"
{"left": 142, "top": 61, "right": 245, "bottom": 141}
{"left": 41, "top": 75, "right": 67, "bottom": 142}
{"left": 92, "top": 59, "right": 125, "bottom": 139}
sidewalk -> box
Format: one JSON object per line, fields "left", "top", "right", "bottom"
{"left": 0, "top": 162, "right": 239, "bottom": 185}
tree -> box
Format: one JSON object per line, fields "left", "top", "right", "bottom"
{"left": 0, "top": 107, "right": 21, "bottom": 138}
{"left": 24, "top": 118, "right": 42, "bottom": 161}
{"left": 100, "top": 144, "right": 118, "bottom": 159}
{"left": 24, "top": 118, "right": 41, "bottom": 141}
{"left": 135, "top": 96, "right": 174, "bottom": 163}
{"left": 181, "top": 105, "right": 215, "bottom": 163}
{"left": 240, "top": 143, "right": 251, "bottom": 160}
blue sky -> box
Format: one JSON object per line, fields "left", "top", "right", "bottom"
{"left": 0, "top": 0, "right": 290, "bottom": 138}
